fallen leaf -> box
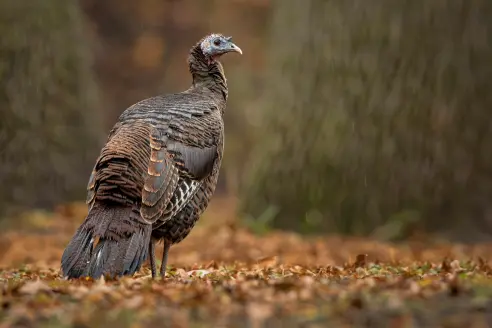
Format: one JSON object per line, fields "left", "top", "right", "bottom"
{"left": 354, "top": 254, "right": 368, "bottom": 268}
{"left": 186, "top": 269, "right": 211, "bottom": 278}
{"left": 255, "top": 256, "right": 278, "bottom": 269}
{"left": 18, "top": 279, "right": 51, "bottom": 295}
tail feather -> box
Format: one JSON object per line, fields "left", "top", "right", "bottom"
{"left": 124, "top": 230, "right": 148, "bottom": 273}
{"left": 61, "top": 204, "right": 151, "bottom": 279}
{"left": 87, "top": 228, "right": 150, "bottom": 279}
{"left": 61, "top": 226, "right": 94, "bottom": 278}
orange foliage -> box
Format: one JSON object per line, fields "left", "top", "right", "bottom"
{"left": 1, "top": 197, "right": 492, "bottom": 326}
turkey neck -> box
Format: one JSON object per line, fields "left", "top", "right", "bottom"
{"left": 188, "top": 45, "right": 228, "bottom": 103}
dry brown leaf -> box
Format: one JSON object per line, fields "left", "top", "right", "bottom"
{"left": 246, "top": 302, "right": 273, "bottom": 328}
{"left": 122, "top": 295, "right": 144, "bottom": 309}
{"left": 2, "top": 198, "right": 492, "bottom": 326}
{"left": 255, "top": 256, "right": 279, "bottom": 268}
{"left": 354, "top": 254, "right": 368, "bottom": 268}
{"left": 18, "top": 279, "right": 52, "bottom": 295}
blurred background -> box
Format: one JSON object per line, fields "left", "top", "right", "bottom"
{"left": 1, "top": 0, "right": 492, "bottom": 267}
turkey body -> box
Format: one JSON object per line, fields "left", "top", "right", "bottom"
{"left": 61, "top": 34, "right": 239, "bottom": 279}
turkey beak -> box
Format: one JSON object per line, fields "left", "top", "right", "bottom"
{"left": 228, "top": 43, "right": 242, "bottom": 55}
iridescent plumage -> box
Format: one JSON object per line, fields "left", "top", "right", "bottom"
{"left": 61, "top": 34, "right": 241, "bottom": 279}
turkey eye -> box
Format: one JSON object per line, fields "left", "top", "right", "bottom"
{"left": 213, "top": 39, "right": 221, "bottom": 46}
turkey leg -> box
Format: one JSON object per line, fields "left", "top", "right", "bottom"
{"left": 149, "top": 239, "right": 157, "bottom": 278}
{"left": 160, "top": 239, "right": 171, "bottom": 277}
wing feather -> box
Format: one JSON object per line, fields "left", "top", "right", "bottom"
{"left": 140, "top": 129, "right": 179, "bottom": 223}
{"left": 167, "top": 142, "right": 217, "bottom": 180}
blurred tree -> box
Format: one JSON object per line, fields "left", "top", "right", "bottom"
{"left": 240, "top": 0, "right": 492, "bottom": 240}
{"left": 0, "top": 0, "right": 103, "bottom": 217}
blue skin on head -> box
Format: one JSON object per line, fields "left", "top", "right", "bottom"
{"left": 200, "top": 34, "right": 242, "bottom": 60}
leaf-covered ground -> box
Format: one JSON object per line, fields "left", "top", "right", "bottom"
{"left": 1, "top": 198, "right": 492, "bottom": 327}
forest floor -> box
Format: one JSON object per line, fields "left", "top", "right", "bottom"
{"left": 1, "top": 197, "right": 492, "bottom": 327}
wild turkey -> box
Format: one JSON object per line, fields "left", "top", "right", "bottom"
{"left": 61, "top": 33, "right": 242, "bottom": 279}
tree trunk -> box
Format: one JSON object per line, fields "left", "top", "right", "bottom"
{"left": 240, "top": 0, "right": 492, "bottom": 240}
{"left": 0, "top": 0, "right": 103, "bottom": 217}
